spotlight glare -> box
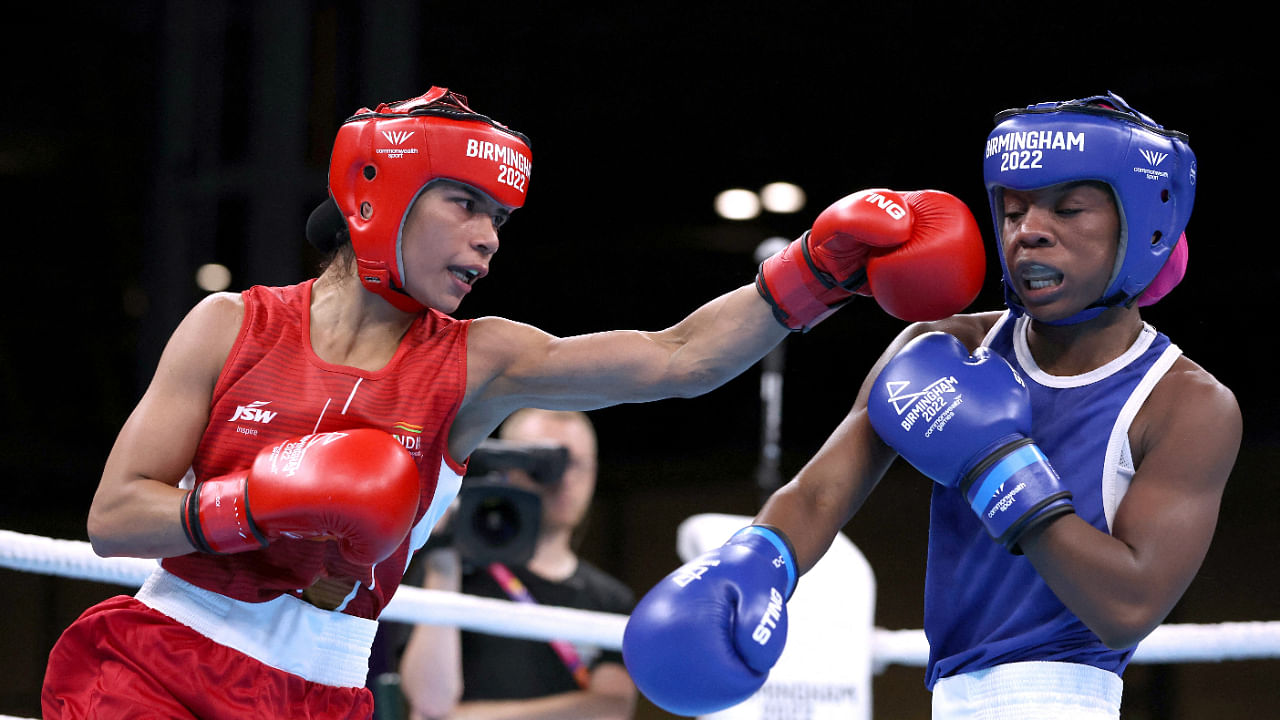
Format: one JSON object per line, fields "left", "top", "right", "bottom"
{"left": 754, "top": 236, "right": 791, "bottom": 265}
{"left": 760, "top": 182, "right": 806, "bottom": 214}
{"left": 196, "top": 263, "right": 232, "bottom": 292}
{"left": 715, "top": 188, "right": 761, "bottom": 220}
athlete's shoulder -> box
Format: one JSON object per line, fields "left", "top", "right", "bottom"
{"left": 888, "top": 310, "right": 1006, "bottom": 354}
{"left": 1158, "top": 353, "right": 1239, "bottom": 421}
{"left": 149, "top": 292, "right": 246, "bottom": 397}
{"left": 182, "top": 291, "right": 246, "bottom": 341}
{"left": 464, "top": 316, "right": 555, "bottom": 374}
{"left": 1139, "top": 350, "right": 1242, "bottom": 463}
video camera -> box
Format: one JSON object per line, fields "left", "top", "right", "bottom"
{"left": 440, "top": 438, "right": 570, "bottom": 566}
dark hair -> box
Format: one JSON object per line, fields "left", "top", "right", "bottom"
{"left": 305, "top": 197, "right": 350, "bottom": 255}
{"left": 305, "top": 197, "right": 356, "bottom": 275}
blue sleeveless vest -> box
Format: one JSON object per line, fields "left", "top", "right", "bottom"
{"left": 923, "top": 312, "right": 1182, "bottom": 688}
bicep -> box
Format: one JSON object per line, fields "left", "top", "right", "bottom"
{"left": 1111, "top": 375, "right": 1241, "bottom": 593}
{"left": 1024, "top": 370, "right": 1241, "bottom": 646}
{"left": 465, "top": 317, "right": 688, "bottom": 416}
{"left": 467, "top": 286, "right": 787, "bottom": 409}
{"left": 103, "top": 361, "right": 219, "bottom": 490}
{"left": 107, "top": 296, "right": 241, "bottom": 483}
{"left": 89, "top": 295, "right": 242, "bottom": 554}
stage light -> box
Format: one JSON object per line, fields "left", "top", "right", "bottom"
{"left": 196, "top": 263, "right": 232, "bottom": 292}
{"left": 714, "top": 188, "right": 761, "bottom": 220}
{"left": 760, "top": 182, "right": 806, "bottom": 213}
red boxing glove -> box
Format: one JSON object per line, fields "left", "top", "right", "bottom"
{"left": 181, "top": 429, "right": 421, "bottom": 566}
{"left": 867, "top": 190, "right": 986, "bottom": 323}
{"left": 756, "top": 189, "right": 985, "bottom": 329}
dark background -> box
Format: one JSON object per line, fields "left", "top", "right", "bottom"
{"left": 1, "top": 2, "right": 1274, "bottom": 718}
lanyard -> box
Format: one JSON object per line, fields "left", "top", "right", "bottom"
{"left": 486, "top": 562, "right": 591, "bottom": 690}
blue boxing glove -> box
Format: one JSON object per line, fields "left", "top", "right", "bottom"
{"left": 867, "top": 332, "right": 1074, "bottom": 552}
{"left": 622, "top": 525, "right": 797, "bottom": 717}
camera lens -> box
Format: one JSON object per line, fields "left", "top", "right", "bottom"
{"left": 471, "top": 498, "right": 523, "bottom": 547}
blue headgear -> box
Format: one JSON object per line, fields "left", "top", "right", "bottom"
{"left": 983, "top": 91, "right": 1196, "bottom": 324}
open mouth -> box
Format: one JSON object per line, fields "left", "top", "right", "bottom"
{"left": 1019, "top": 263, "right": 1064, "bottom": 292}
{"left": 449, "top": 267, "right": 480, "bottom": 286}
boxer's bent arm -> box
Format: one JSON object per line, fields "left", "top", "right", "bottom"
{"left": 88, "top": 293, "right": 242, "bottom": 559}
{"left": 755, "top": 315, "right": 988, "bottom": 573}
{"left": 1019, "top": 362, "right": 1241, "bottom": 649}
{"left": 755, "top": 406, "right": 898, "bottom": 575}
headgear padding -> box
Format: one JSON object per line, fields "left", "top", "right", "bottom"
{"left": 983, "top": 91, "right": 1196, "bottom": 323}
{"left": 1137, "top": 231, "right": 1188, "bottom": 308}
{"left": 327, "top": 87, "right": 532, "bottom": 312}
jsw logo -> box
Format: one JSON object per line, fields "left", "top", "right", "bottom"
{"left": 230, "top": 400, "right": 277, "bottom": 424}
{"left": 863, "top": 191, "right": 907, "bottom": 220}
{"left": 1139, "top": 148, "right": 1168, "bottom": 166}
{"left": 382, "top": 130, "right": 415, "bottom": 145}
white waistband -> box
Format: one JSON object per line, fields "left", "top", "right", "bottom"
{"left": 933, "top": 661, "right": 1123, "bottom": 720}
{"left": 135, "top": 568, "right": 377, "bottom": 688}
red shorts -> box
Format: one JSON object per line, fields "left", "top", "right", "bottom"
{"left": 42, "top": 595, "right": 376, "bottom": 719}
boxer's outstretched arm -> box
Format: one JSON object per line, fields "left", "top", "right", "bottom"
{"left": 470, "top": 283, "right": 785, "bottom": 404}
{"left": 754, "top": 404, "right": 898, "bottom": 574}
{"left": 452, "top": 189, "right": 985, "bottom": 457}
{"left": 451, "top": 284, "right": 785, "bottom": 457}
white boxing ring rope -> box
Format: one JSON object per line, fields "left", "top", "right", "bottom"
{"left": 5, "top": 528, "right": 1280, "bottom": 671}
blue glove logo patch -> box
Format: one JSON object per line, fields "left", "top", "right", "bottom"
{"left": 881, "top": 375, "right": 964, "bottom": 436}
{"left": 672, "top": 559, "right": 721, "bottom": 588}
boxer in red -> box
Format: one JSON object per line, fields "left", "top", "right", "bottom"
{"left": 43, "top": 87, "right": 986, "bottom": 719}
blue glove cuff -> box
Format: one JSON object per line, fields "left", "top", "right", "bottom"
{"left": 965, "top": 441, "right": 1051, "bottom": 515}
{"left": 730, "top": 525, "right": 798, "bottom": 599}
{"left": 962, "top": 439, "right": 1075, "bottom": 552}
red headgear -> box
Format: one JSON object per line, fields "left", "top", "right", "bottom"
{"left": 328, "top": 88, "right": 533, "bottom": 311}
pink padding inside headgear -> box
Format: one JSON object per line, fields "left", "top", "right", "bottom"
{"left": 1137, "top": 233, "right": 1188, "bottom": 307}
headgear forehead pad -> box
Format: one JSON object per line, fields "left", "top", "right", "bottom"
{"left": 983, "top": 91, "right": 1196, "bottom": 322}
{"left": 326, "top": 87, "right": 533, "bottom": 311}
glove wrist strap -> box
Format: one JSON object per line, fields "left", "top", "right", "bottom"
{"left": 730, "top": 524, "right": 799, "bottom": 599}
{"left": 756, "top": 234, "right": 853, "bottom": 332}
{"left": 183, "top": 474, "right": 267, "bottom": 554}
{"left": 961, "top": 439, "right": 1075, "bottom": 554}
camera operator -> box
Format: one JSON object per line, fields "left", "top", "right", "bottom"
{"left": 399, "top": 409, "right": 636, "bottom": 720}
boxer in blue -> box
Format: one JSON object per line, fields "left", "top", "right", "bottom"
{"left": 623, "top": 92, "right": 1242, "bottom": 719}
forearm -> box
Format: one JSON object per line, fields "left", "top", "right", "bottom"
{"left": 755, "top": 481, "right": 852, "bottom": 575}
{"left": 755, "top": 410, "right": 893, "bottom": 574}
{"left": 467, "top": 286, "right": 787, "bottom": 420}
{"left": 429, "top": 663, "right": 634, "bottom": 720}
{"left": 401, "top": 551, "right": 465, "bottom": 717}
{"left": 1020, "top": 513, "right": 1205, "bottom": 649}
{"left": 640, "top": 285, "right": 788, "bottom": 399}
{"left": 439, "top": 692, "right": 630, "bottom": 720}
{"left": 87, "top": 474, "right": 194, "bottom": 558}
{"left": 401, "top": 625, "right": 464, "bottom": 717}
